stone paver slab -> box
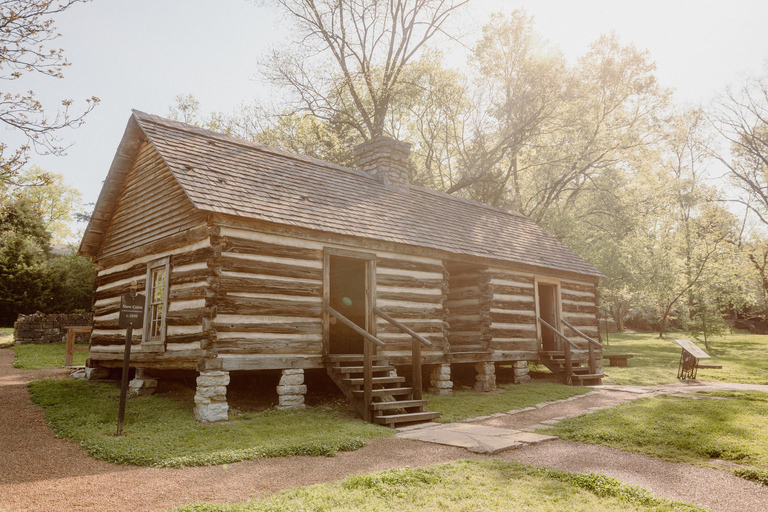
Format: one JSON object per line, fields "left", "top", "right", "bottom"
{"left": 398, "top": 423, "right": 556, "bottom": 454}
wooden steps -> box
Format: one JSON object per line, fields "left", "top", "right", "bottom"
{"left": 327, "top": 354, "right": 439, "bottom": 428}
{"left": 539, "top": 349, "right": 604, "bottom": 386}
{"left": 374, "top": 411, "right": 440, "bottom": 427}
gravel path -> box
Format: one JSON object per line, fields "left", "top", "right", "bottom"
{"left": 2, "top": 347, "right": 767, "bottom": 512}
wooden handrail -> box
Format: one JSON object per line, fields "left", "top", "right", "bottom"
{"left": 325, "top": 305, "right": 386, "bottom": 348}
{"left": 538, "top": 317, "right": 575, "bottom": 385}
{"left": 373, "top": 306, "right": 434, "bottom": 348}
{"left": 539, "top": 318, "right": 578, "bottom": 348}
{"left": 561, "top": 319, "right": 602, "bottom": 348}
{"left": 373, "top": 306, "right": 428, "bottom": 401}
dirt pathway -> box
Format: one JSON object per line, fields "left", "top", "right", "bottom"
{"left": 2, "top": 347, "right": 767, "bottom": 512}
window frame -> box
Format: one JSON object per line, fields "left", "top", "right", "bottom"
{"left": 142, "top": 256, "right": 170, "bottom": 351}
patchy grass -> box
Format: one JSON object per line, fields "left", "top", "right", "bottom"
{"left": 12, "top": 342, "right": 88, "bottom": 369}
{"left": 28, "top": 378, "right": 391, "bottom": 467}
{"left": 601, "top": 332, "right": 768, "bottom": 385}
{"left": 0, "top": 327, "right": 13, "bottom": 348}
{"left": 427, "top": 381, "right": 589, "bottom": 423}
{"left": 547, "top": 391, "right": 768, "bottom": 484}
{"left": 174, "top": 459, "right": 704, "bottom": 512}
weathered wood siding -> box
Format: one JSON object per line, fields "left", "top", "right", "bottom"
{"left": 97, "top": 141, "right": 204, "bottom": 258}
{"left": 487, "top": 269, "right": 538, "bottom": 354}
{"left": 209, "top": 226, "right": 447, "bottom": 361}
{"left": 445, "top": 262, "right": 491, "bottom": 352}
{"left": 560, "top": 279, "right": 600, "bottom": 347}
{"left": 212, "top": 227, "right": 324, "bottom": 356}
{"left": 375, "top": 254, "right": 447, "bottom": 355}
{"left": 90, "top": 226, "right": 213, "bottom": 367}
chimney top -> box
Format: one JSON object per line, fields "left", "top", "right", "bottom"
{"left": 353, "top": 136, "right": 411, "bottom": 191}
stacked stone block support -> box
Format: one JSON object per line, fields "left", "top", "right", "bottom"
{"left": 194, "top": 370, "right": 229, "bottom": 423}
{"left": 474, "top": 362, "right": 496, "bottom": 392}
{"left": 128, "top": 368, "right": 157, "bottom": 397}
{"left": 513, "top": 360, "right": 531, "bottom": 384}
{"left": 276, "top": 369, "right": 306, "bottom": 410}
{"left": 428, "top": 364, "right": 453, "bottom": 396}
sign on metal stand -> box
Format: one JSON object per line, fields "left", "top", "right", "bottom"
{"left": 116, "top": 281, "right": 145, "bottom": 436}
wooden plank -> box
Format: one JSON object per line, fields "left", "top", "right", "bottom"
{"left": 375, "top": 305, "right": 443, "bottom": 320}
{"left": 96, "top": 225, "right": 212, "bottom": 268}
{"left": 213, "top": 322, "right": 322, "bottom": 334}
{"left": 218, "top": 296, "right": 322, "bottom": 317}
{"left": 220, "top": 255, "right": 322, "bottom": 280}
{"left": 219, "top": 275, "right": 322, "bottom": 296}
{"left": 377, "top": 290, "right": 444, "bottom": 304}
{"left": 377, "top": 274, "right": 442, "bottom": 289}
{"left": 377, "top": 257, "right": 443, "bottom": 273}
{"left": 220, "top": 236, "right": 322, "bottom": 260}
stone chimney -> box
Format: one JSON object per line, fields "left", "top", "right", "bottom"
{"left": 353, "top": 136, "right": 411, "bottom": 191}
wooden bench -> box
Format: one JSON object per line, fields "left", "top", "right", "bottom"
{"left": 604, "top": 354, "right": 634, "bottom": 367}
{"left": 64, "top": 325, "right": 92, "bottom": 366}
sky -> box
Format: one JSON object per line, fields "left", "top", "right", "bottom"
{"left": 7, "top": 0, "right": 768, "bottom": 215}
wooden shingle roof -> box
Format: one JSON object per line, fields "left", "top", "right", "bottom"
{"left": 81, "top": 111, "right": 601, "bottom": 278}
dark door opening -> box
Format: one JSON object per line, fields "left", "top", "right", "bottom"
{"left": 538, "top": 283, "right": 558, "bottom": 351}
{"left": 329, "top": 256, "right": 367, "bottom": 354}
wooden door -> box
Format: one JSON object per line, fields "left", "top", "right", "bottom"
{"left": 538, "top": 283, "right": 558, "bottom": 351}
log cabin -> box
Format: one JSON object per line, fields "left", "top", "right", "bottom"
{"left": 78, "top": 111, "right": 604, "bottom": 425}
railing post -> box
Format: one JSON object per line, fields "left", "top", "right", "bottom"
{"left": 588, "top": 343, "right": 596, "bottom": 374}
{"left": 412, "top": 337, "right": 422, "bottom": 400}
{"left": 564, "top": 340, "right": 572, "bottom": 386}
{"left": 363, "top": 338, "right": 372, "bottom": 422}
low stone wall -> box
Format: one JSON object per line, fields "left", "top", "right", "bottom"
{"left": 13, "top": 313, "right": 92, "bottom": 345}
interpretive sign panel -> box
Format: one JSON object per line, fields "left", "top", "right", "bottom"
{"left": 118, "top": 293, "right": 145, "bottom": 328}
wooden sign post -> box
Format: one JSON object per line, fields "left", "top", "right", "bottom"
{"left": 116, "top": 282, "right": 145, "bottom": 436}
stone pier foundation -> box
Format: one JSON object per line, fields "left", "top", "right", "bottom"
{"left": 276, "top": 369, "right": 306, "bottom": 410}
{"left": 194, "top": 370, "right": 230, "bottom": 423}
{"left": 474, "top": 362, "right": 497, "bottom": 392}
{"left": 128, "top": 368, "right": 157, "bottom": 397}
{"left": 513, "top": 361, "right": 531, "bottom": 384}
{"left": 428, "top": 364, "right": 453, "bottom": 396}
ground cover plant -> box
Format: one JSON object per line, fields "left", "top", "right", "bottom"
{"left": 600, "top": 332, "right": 768, "bottom": 385}
{"left": 427, "top": 381, "right": 589, "bottom": 423}
{"left": 29, "top": 378, "right": 392, "bottom": 467}
{"left": 12, "top": 341, "right": 88, "bottom": 369}
{"left": 546, "top": 391, "right": 768, "bottom": 485}
{"left": 174, "top": 459, "right": 704, "bottom": 512}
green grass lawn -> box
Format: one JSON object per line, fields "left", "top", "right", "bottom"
{"left": 30, "top": 379, "right": 392, "bottom": 467}
{"left": 601, "top": 332, "right": 768, "bottom": 385}
{"left": 0, "top": 327, "right": 13, "bottom": 348}
{"left": 11, "top": 342, "right": 89, "bottom": 369}
{"left": 546, "top": 391, "right": 768, "bottom": 486}
{"left": 427, "top": 381, "right": 589, "bottom": 423}
{"left": 174, "top": 459, "right": 704, "bottom": 512}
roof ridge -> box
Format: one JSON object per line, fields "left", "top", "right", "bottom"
{"left": 132, "top": 110, "right": 528, "bottom": 221}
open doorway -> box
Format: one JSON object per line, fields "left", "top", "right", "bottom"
{"left": 328, "top": 256, "right": 368, "bottom": 354}
{"left": 537, "top": 282, "right": 559, "bottom": 351}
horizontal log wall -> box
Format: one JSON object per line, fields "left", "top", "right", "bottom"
{"left": 98, "top": 141, "right": 205, "bottom": 258}
{"left": 212, "top": 227, "right": 447, "bottom": 360}
{"left": 445, "top": 262, "right": 491, "bottom": 352}
{"left": 560, "top": 279, "right": 600, "bottom": 348}
{"left": 213, "top": 227, "right": 324, "bottom": 356}
{"left": 90, "top": 227, "right": 213, "bottom": 367}
{"left": 376, "top": 255, "right": 447, "bottom": 354}
{"left": 487, "top": 269, "right": 538, "bottom": 354}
